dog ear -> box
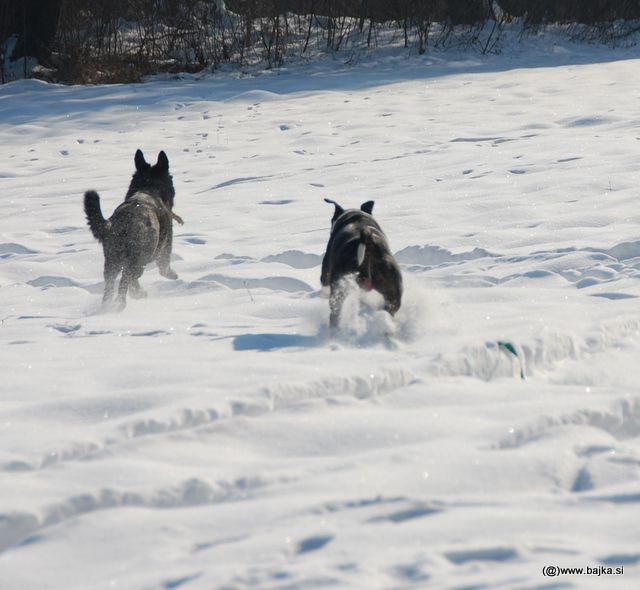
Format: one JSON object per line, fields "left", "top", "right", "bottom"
{"left": 324, "top": 198, "right": 344, "bottom": 219}
{"left": 135, "top": 149, "right": 149, "bottom": 171}
{"left": 156, "top": 151, "right": 169, "bottom": 172}
{"left": 360, "top": 200, "right": 374, "bottom": 214}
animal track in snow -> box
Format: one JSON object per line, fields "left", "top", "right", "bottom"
{"left": 181, "top": 235, "right": 206, "bottom": 245}
{"left": 207, "top": 175, "right": 274, "bottom": 190}
{"left": 48, "top": 226, "right": 79, "bottom": 234}
{"left": 28, "top": 276, "right": 80, "bottom": 289}
{"left": 259, "top": 199, "right": 294, "bottom": 205}
{"left": 262, "top": 250, "right": 322, "bottom": 269}
{"left": 198, "top": 273, "right": 313, "bottom": 293}
{"left": 395, "top": 244, "right": 495, "bottom": 267}
{"left": 1, "top": 363, "right": 414, "bottom": 477}
{"left": 368, "top": 503, "right": 442, "bottom": 523}
{"left": 296, "top": 534, "right": 333, "bottom": 554}
{"left": 402, "top": 241, "right": 640, "bottom": 295}
{"left": 600, "top": 553, "right": 640, "bottom": 565}
{"left": 0, "top": 243, "right": 37, "bottom": 257}
{"left": 444, "top": 546, "right": 519, "bottom": 565}
{"left": 497, "top": 397, "right": 640, "bottom": 451}
{"left": 0, "top": 476, "right": 273, "bottom": 554}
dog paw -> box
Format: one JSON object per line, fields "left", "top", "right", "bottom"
{"left": 161, "top": 268, "right": 178, "bottom": 280}
{"left": 110, "top": 299, "right": 126, "bottom": 313}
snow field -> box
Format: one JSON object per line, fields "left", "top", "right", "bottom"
{"left": 2, "top": 47, "right": 640, "bottom": 588}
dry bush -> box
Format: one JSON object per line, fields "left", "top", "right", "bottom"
{"left": 2, "top": 0, "right": 639, "bottom": 84}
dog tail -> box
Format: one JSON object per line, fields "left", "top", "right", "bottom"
{"left": 357, "top": 241, "right": 366, "bottom": 267}
{"left": 357, "top": 228, "right": 377, "bottom": 267}
{"left": 84, "top": 190, "right": 108, "bottom": 242}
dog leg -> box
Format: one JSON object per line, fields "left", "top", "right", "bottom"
{"left": 115, "top": 264, "right": 142, "bottom": 311}
{"left": 129, "top": 278, "right": 147, "bottom": 299}
{"left": 157, "top": 244, "right": 178, "bottom": 280}
{"left": 102, "top": 260, "right": 119, "bottom": 305}
{"left": 115, "top": 271, "right": 131, "bottom": 311}
{"left": 156, "top": 222, "right": 178, "bottom": 280}
{"left": 159, "top": 264, "right": 178, "bottom": 280}
{"left": 379, "top": 286, "right": 400, "bottom": 317}
{"left": 320, "top": 252, "right": 331, "bottom": 289}
{"left": 329, "top": 283, "right": 347, "bottom": 329}
{"left": 375, "top": 262, "right": 402, "bottom": 319}
{"left": 114, "top": 291, "right": 127, "bottom": 312}
{"left": 384, "top": 300, "right": 400, "bottom": 317}
{"left": 122, "top": 264, "right": 147, "bottom": 306}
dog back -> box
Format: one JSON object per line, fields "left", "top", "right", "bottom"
{"left": 323, "top": 209, "right": 390, "bottom": 285}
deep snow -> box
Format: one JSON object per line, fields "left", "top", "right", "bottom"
{"left": 2, "top": 42, "right": 640, "bottom": 589}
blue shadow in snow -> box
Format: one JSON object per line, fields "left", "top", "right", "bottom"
{"left": 233, "top": 332, "right": 321, "bottom": 351}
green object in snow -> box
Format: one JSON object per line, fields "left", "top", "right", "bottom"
{"left": 497, "top": 341, "right": 525, "bottom": 380}
{"left": 385, "top": 334, "right": 398, "bottom": 349}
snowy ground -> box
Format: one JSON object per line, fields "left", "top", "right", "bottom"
{"left": 2, "top": 42, "right": 640, "bottom": 589}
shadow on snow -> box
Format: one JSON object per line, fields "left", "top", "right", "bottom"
{"left": 232, "top": 332, "right": 322, "bottom": 351}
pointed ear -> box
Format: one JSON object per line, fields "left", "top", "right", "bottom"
{"left": 324, "top": 198, "right": 344, "bottom": 219}
{"left": 135, "top": 149, "right": 149, "bottom": 171}
{"left": 360, "top": 200, "right": 374, "bottom": 214}
{"left": 156, "top": 151, "right": 169, "bottom": 172}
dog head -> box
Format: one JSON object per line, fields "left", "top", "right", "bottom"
{"left": 324, "top": 198, "right": 374, "bottom": 230}
{"left": 127, "top": 149, "right": 175, "bottom": 208}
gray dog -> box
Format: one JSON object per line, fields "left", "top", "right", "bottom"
{"left": 84, "top": 149, "right": 181, "bottom": 310}
{"left": 321, "top": 198, "right": 402, "bottom": 328}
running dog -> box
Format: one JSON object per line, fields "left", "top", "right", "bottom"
{"left": 321, "top": 198, "right": 402, "bottom": 328}
{"left": 84, "top": 149, "right": 181, "bottom": 310}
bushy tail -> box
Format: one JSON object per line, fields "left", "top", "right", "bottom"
{"left": 84, "top": 190, "right": 108, "bottom": 242}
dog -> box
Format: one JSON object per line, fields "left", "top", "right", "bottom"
{"left": 320, "top": 198, "right": 402, "bottom": 328}
{"left": 84, "top": 149, "right": 182, "bottom": 310}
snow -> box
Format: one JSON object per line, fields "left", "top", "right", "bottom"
{"left": 2, "top": 41, "right": 640, "bottom": 589}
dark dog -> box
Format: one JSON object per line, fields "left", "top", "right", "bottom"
{"left": 321, "top": 198, "right": 402, "bottom": 328}
{"left": 84, "top": 149, "right": 181, "bottom": 310}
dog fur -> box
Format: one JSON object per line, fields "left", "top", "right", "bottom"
{"left": 320, "top": 198, "right": 402, "bottom": 328}
{"left": 84, "top": 149, "right": 178, "bottom": 310}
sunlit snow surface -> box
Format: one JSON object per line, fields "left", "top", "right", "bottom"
{"left": 2, "top": 44, "right": 640, "bottom": 589}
